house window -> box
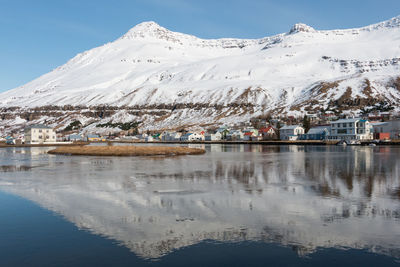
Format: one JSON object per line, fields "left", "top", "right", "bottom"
{"left": 338, "top": 129, "right": 347, "bottom": 134}
{"left": 342, "top": 123, "right": 346, "bottom": 127}
{"left": 39, "top": 135, "right": 43, "bottom": 139}
{"left": 39, "top": 129, "right": 42, "bottom": 133}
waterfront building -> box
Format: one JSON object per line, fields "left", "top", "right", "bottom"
{"left": 259, "top": 126, "right": 278, "bottom": 140}
{"left": 24, "top": 124, "right": 56, "bottom": 144}
{"left": 280, "top": 125, "right": 305, "bottom": 141}
{"left": 205, "top": 132, "right": 222, "bottom": 141}
{"left": 301, "top": 126, "right": 330, "bottom": 140}
{"left": 328, "top": 118, "right": 373, "bottom": 140}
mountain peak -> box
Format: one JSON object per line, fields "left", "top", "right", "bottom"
{"left": 120, "top": 21, "right": 172, "bottom": 40}
{"left": 289, "top": 23, "right": 316, "bottom": 34}
{"left": 131, "top": 21, "right": 163, "bottom": 31}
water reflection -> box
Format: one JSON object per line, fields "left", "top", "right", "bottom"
{"left": 0, "top": 145, "right": 399, "bottom": 260}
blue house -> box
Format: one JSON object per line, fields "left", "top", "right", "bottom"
{"left": 68, "top": 134, "right": 83, "bottom": 141}
{"left": 5, "top": 136, "right": 15, "bottom": 145}
{"left": 301, "top": 126, "right": 330, "bottom": 140}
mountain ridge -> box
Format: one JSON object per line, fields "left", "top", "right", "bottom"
{"left": 1, "top": 16, "right": 400, "bottom": 132}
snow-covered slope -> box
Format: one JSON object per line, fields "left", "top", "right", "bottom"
{"left": 1, "top": 17, "right": 400, "bottom": 129}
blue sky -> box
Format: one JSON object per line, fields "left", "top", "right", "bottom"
{"left": 0, "top": 0, "right": 399, "bottom": 93}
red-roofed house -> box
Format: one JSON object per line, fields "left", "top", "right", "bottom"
{"left": 259, "top": 126, "right": 278, "bottom": 140}
{"left": 243, "top": 131, "right": 255, "bottom": 141}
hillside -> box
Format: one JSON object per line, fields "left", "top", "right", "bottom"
{"left": 1, "top": 17, "right": 400, "bottom": 132}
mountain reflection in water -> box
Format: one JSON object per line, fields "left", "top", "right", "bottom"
{"left": 0, "top": 145, "right": 399, "bottom": 259}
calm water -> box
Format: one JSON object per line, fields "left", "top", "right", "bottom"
{"left": 0, "top": 145, "right": 399, "bottom": 266}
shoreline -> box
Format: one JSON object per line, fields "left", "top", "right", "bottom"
{"left": 0, "top": 142, "right": 89, "bottom": 148}
{"left": 1, "top": 140, "right": 400, "bottom": 148}
{"left": 47, "top": 145, "right": 206, "bottom": 157}
{"left": 111, "top": 140, "right": 400, "bottom": 146}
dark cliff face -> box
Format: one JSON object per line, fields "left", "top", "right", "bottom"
{"left": 0, "top": 102, "right": 258, "bottom": 133}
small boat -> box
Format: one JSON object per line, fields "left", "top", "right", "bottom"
{"left": 369, "top": 143, "right": 377, "bottom": 147}
{"left": 350, "top": 140, "right": 361, "bottom": 145}
{"left": 336, "top": 140, "right": 347, "bottom": 146}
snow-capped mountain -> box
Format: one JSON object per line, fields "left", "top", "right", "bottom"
{"left": 1, "top": 16, "right": 400, "bottom": 131}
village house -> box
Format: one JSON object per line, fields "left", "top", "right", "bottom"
{"left": 306, "top": 114, "right": 319, "bottom": 123}
{"left": 180, "top": 133, "right": 192, "bottom": 142}
{"left": 367, "top": 112, "right": 392, "bottom": 122}
{"left": 24, "top": 124, "right": 56, "bottom": 144}
{"left": 388, "top": 120, "right": 400, "bottom": 139}
{"left": 371, "top": 120, "right": 400, "bottom": 140}
{"left": 85, "top": 134, "right": 106, "bottom": 142}
{"left": 243, "top": 127, "right": 259, "bottom": 136}
{"left": 215, "top": 127, "right": 230, "bottom": 140}
{"left": 322, "top": 112, "right": 338, "bottom": 122}
{"left": 180, "top": 132, "right": 205, "bottom": 142}
{"left": 152, "top": 133, "right": 161, "bottom": 141}
{"left": 227, "top": 130, "right": 244, "bottom": 141}
{"left": 145, "top": 135, "right": 154, "bottom": 142}
{"left": 5, "top": 136, "right": 15, "bottom": 145}
{"left": 301, "top": 126, "right": 330, "bottom": 140}
{"left": 259, "top": 126, "right": 278, "bottom": 140}
{"left": 328, "top": 118, "right": 373, "bottom": 141}
{"left": 279, "top": 125, "right": 305, "bottom": 140}
{"left": 162, "top": 132, "right": 182, "bottom": 141}
{"left": 136, "top": 133, "right": 148, "bottom": 141}
{"left": 243, "top": 131, "right": 256, "bottom": 141}
{"left": 67, "top": 134, "right": 84, "bottom": 142}
{"left": 205, "top": 131, "right": 222, "bottom": 141}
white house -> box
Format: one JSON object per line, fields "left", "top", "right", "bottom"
{"left": 280, "top": 125, "right": 305, "bottom": 140}
{"left": 145, "top": 135, "right": 154, "bottom": 142}
{"left": 259, "top": 126, "right": 278, "bottom": 140}
{"left": 24, "top": 124, "right": 56, "bottom": 144}
{"left": 328, "top": 118, "right": 373, "bottom": 140}
{"left": 205, "top": 132, "right": 222, "bottom": 141}
{"left": 180, "top": 132, "right": 205, "bottom": 142}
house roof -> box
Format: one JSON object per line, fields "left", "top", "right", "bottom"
{"left": 259, "top": 126, "right": 275, "bottom": 133}
{"left": 216, "top": 127, "right": 229, "bottom": 132}
{"left": 370, "top": 122, "right": 389, "bottom": 126}
{"left": 280, "top": 125, "right": 302, "bottom": 130}
{"left": 87, "top": 134, "right": 100, "bottom": 138}
{"left": 306, "top": 126, "right": 329, "bottom": 135}
{"left": 331, "top": 118, "right": 367, "bottom": 123}
{"left": 244, "top": 132, "right": 254, "bottom": 136}
{"left": 25, "top": 124, "right": 52, "bottom": 130}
